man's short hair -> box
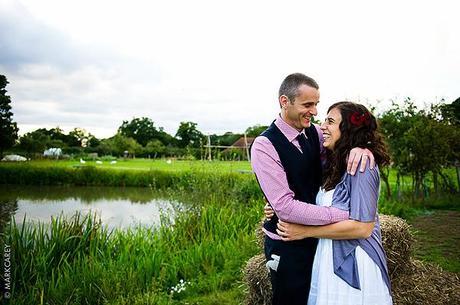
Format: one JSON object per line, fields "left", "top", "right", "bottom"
{"left": 278, "top": 73, "right": 319, "bottom": 102}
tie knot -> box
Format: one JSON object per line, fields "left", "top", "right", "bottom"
{"left": 297, "top": 133, "right": 309, "bottom": 153}
{"left": 297, "top": 133, "right": 307, "bottom": 141}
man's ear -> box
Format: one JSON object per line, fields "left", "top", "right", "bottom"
{"left": 279, "top": 95, "right": 289, "bottom": 109}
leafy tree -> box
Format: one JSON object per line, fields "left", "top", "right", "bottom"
{"left": 17, "top": 130, "right": 51, "bottom": 156}
{"left": 175, "top": 121, "right": 204, "bottom": 148}
{"left": 379, "top": 99, "right": 459, "bottom": 198}
{"left": 67, "top": 127, "right": 97, "bottom": 148}
{"left": 438, "top": 97, "right": 460, "bottom": 125}
{"left": 0, "top": 75, "right": 19, "bottom": 157}
{"left": 118, "top": 117, "right": 161, "bottom": 147}
{"left": 144, "top": 139, "right": 165, "bottom": 158}
{"left": 98, "top": 134, "right": 142, "bottom": 157}
{"left": 209, "top": 132, "right": 242, "bottom": 147}
{"left": 245, "top": 124, "right": 268, "bottom": 137}
{"left": 156, "top": 126, "right": 177, "bottom": 147}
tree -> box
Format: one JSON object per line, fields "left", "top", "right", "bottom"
{"left": 436, "top": 97, "right": 460, "bottom": 126}
{"left": 144, "top": 139, "right": 165, "bottom": 158}
{"left": 97, "top": 134, "right": 142, "bottom": 157}
{"left": 245, "top": 124, "right": 268, "bottom": 137}
{"left": 0, "top": 75, "right": 19, "bottom": 157}
{"left": 118, "top": 117, "right": 159, "bottom": 147}
{"left": 379, "top": 99, "right": 459, "bottom": 198}
{"left": 175, "top": 121, "right": 204, "bottom": 148}
{"left": 17, "top": 130, "right": 51, "bottom": 156}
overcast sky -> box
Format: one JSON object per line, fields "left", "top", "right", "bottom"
{"left": 1, "top": 0, "right": 459, "bottom": 138}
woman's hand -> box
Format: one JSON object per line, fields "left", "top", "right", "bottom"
{"left": 264, "top": 202, "right": 275, "bottom": 220}
{"left": 276, "top": 220, "right": 311, "bottom": 241}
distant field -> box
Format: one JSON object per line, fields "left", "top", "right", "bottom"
{"left": 16, "top": 159, "right": 253, "bottom": 172}
{"left": 20, "top": 159, "right": 458, "bottom": 184}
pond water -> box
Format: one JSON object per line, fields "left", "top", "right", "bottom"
{"left": 0, "top": 185, "right": 184, "bottom": 230}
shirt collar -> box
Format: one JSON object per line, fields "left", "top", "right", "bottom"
{"left": 274, "top": 115, "right": 307, "bottom": 143}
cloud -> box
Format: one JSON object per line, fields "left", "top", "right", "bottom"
{"left": 0, "top": 2, "right": 165, "bottom": 137}
{"left": 1, "top": 0, "right": 459, "bottom": 139}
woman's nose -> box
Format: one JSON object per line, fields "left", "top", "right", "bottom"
{"left": 320, "top": 121, "right": 326, "bottom": 130}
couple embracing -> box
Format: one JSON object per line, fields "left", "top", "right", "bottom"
{"left": 251, "top": 73, "right": 392, "bottom": 305}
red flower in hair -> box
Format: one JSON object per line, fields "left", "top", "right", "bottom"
{"left": 349, "top": 111, "right": 370, "bottom": 127}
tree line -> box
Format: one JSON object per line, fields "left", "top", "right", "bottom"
{"left": 1, "top": 74, "right": 459, "bottom": 196}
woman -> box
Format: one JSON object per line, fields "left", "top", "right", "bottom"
{"left": 268, "top": 101, "right": 392, "bottom": 305}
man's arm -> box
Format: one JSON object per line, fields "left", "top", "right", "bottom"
{"left": 251, "top": 136, "right": 349, "bottom": 225}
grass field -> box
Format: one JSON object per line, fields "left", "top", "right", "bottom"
{"left": 20, "top": 159, "right": 253, "bottom": 172}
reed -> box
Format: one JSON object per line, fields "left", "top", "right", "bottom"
{"left": 2, "top": 192, "right": 262, "bottom": 304}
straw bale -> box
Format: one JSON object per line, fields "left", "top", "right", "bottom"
{"left": 379, "top": 214, "right": 415, "bottom": 276}
{"left": 255, "top": 219, "right": 265, "bottom": 248}
{"left": 392, "top": 259, "right": 460, "bottom": 305}
{"left": 243, "top": 253, "right": 272, "bottom": 305}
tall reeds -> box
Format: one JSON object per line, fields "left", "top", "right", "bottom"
{"left": 0, "top": 166, "right": 263, "bottom": 304}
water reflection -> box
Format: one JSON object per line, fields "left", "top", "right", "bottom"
{"left": 0, "top": 185, "right": 184, "bottom": 230}
{"left": 0, "top": 199, "right": 18, "bottom": 233}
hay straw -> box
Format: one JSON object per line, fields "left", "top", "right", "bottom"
{"left": 243, "top": 253, "right": 272, "bottom": 305}
{"left": 379, "top": 214, "right": 415, "bottom": 276}
{"left": 392, "top": 259, "right": 460, "bottom": 305}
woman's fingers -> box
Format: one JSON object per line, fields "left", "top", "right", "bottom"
{"left": 277, "top": 221, "right": 288, "bottom": 232}
{"left": 264, "top": 203, "right": 275, "bottom": 219}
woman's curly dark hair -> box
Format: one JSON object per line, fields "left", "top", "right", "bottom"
{"left": 323, "top": 101, "right": 390, "bottom": 191}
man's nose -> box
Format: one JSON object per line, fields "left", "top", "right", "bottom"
{"left": 310, "top": 105, "right": 318, "bottom": 116}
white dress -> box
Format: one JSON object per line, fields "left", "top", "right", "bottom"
{"left": 307, "top": 188, "right": 393, "bottom": 305}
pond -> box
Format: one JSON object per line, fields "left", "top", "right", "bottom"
{"left": 0, "top": 185, "right": 184, "bottom": 230}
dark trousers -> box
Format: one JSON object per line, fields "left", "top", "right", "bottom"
{"left": 264, "top": 236, "right": 318, "bottom": 305}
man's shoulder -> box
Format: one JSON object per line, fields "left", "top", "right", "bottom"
{"left": 252, "top": 135, "right": 273, "bottom": 150}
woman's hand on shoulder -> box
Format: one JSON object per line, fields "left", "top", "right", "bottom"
{"left": 347, "top": 147, "right": 375, "bottom": 175}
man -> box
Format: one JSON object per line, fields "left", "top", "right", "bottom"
{"left": 250, "top": 73, "right": 372, "bottom": 305}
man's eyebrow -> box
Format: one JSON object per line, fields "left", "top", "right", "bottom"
{"left": 302, "top": 101, "right": 319, "bottom": 106}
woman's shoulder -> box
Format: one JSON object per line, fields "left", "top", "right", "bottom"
{"left": 349, "top": 160, "right": 379, "bottom": 179}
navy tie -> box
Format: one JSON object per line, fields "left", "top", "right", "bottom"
{"left": 297, "top": 133, "right": 310, "bottom": 154}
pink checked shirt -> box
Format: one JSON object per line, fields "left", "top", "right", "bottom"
{"left": 251, "top": 115, "right": 349, "bottom": 240}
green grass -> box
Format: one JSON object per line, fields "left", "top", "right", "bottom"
{"left": 9, "top": 159, "right": 252, "bottom": 172}
{"left": 409, "top": 210, "right": 460, "bottom": 273}
{"left": 2, "top": 187, "right": 262, "bottom": 305}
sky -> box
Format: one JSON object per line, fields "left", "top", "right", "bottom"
{"left": 1, "top": 0, "right": 459, "bottom": 139}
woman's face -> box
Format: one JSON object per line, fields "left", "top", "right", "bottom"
{"left": 320, "top": 107, "right": 342, "bottom": 150}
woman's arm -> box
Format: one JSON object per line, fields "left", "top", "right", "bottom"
{"left": 276, "top": 219, "right": 374, "bottom": 241}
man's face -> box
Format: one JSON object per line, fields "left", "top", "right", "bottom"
{"left": 281, "top": 84, "right": 320, "bottom": 131}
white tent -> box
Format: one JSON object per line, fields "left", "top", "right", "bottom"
{"left": 1, "top": 154, "right": 27, "bottom": 161}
